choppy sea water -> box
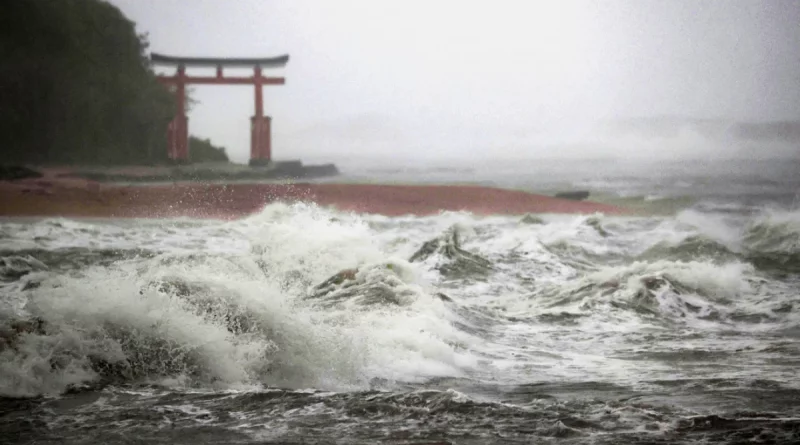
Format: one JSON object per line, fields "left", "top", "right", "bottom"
{"left": 1, "top": 158, "right": 799, "bottom": 444}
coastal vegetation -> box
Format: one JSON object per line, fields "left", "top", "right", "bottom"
{"left": 1, "top": 0, "right": 227, "bottom": 165}
{"left": 189, "top": 137, "right": 229, "bottom": 163}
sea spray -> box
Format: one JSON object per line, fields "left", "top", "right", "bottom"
{"left": 1, "top": 199, "right": 800, "bottom": 444}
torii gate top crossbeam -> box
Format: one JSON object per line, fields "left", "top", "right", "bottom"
{"left": 151, "top": 52, "right": 290, "bottom": 68}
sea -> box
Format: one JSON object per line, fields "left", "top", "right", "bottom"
{"left": 1, "top": 157, "right": 799, "bottom": 444}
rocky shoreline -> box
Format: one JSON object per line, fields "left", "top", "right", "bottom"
{"left": 55, "top": 161, "right": 340, "bottom": 183}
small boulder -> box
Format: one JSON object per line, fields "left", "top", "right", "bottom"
{"left": 0, "top": 165, "right": 42, "bottom": 181}
{"left": 554, "top": 190, "right": 590, "bottom": 201}
{"left": 520, "top": 214, "right": 545, "bottom": 225}
{"left": 312, "top": 268, "right": 359, "bottom": 294}
{"left": 435, "top": 292, "right": 453, "bottom": 303}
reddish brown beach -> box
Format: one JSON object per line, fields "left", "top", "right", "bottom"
{"left": 0, "top": 174, "right": 625, "bottom": 219}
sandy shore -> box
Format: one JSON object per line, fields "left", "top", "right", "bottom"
{"left": 0, "top": 176, "right": 626, "bottom": 219}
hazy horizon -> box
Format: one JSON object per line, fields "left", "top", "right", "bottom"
{"left": 109, "top": 0, "right": 800, "bottom": 163}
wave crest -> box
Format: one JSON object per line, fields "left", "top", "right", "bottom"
{"left": 742, "top": 210, "right": 800, "bottom": 272}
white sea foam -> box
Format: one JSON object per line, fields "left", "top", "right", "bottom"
{"left": 0, "top": 202, "right": 798, "bottom": 396}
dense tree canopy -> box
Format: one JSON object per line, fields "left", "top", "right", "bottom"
{"left": 0, "top": 0, "right": 225, "bottom": 165}
{"left": 189, "top": 137, "right": 229, "bottom": 163}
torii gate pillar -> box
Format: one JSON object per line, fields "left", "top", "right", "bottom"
{"left": 250, "top": 116, "right": 272, "bottom": 166}
{"left": 152, "top": 53, "right": 289, "bottom": 165}
{"left": 250, "top": 66, "right": 271, "bottom": 166}
{"left": 166, "top": 66, "right": 189, "bottom": 162}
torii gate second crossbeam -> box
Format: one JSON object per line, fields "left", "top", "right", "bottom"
{"left": 152, "top": 53, "right": 289, "bottom": 166}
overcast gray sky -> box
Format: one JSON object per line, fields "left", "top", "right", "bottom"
{"left": 110, "top": 0, "right": 800, "bottom": 162}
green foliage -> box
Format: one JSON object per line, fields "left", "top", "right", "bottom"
{"left": 189, "top": 137, "right": 229, "bottom": 163}
{"left": 0, "top": 0, "right": 178, "bottom": 165}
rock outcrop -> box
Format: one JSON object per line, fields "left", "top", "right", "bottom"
{"left": 0, "top": 317, "right": 47, "bottom": 352}
{"left": 308, "top": 226, "right": 494, "bottom": 303}
{"left": 0, "top": 165, "right": 42, "bottom": 181}
{"left": 554, "top": 191, "right": 590, "bottom": 201}
{"left": 409, "top": 226, "right": 493, "bottom": 279}
{"left": 308, "top": 263, "right": 417, "bottom": 307}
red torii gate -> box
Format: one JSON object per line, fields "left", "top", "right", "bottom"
{"left": 151, "top": 53, "right": 289, "bottom": 166}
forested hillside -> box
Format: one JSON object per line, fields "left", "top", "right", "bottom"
{"left": 0, "top": 0, "right": 226, "bottom": 165}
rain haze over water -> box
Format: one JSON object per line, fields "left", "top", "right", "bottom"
{"left": 112, "top": 0, "right": 800, "bottom": 163}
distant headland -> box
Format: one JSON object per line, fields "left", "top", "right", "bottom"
{"left": 603, "top": 116, "right": 800, "bottom": 144}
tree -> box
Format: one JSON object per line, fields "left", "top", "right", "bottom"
{"left": 0, "top": 0, "right": 176, "bottom": 165}
{"left": 189, "top": 137, "right": 229, "bottom": 163}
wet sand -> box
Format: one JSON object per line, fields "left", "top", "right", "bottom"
{"left": 0, "top": 177, "right": 626, "bottom": 219}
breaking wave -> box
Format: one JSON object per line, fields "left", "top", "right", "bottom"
{"left": 0, "top": 203, "right": 798, "bottom": 402}
{"left": 741, "top": 209, "right": 800, "bottom": 272}
{"left": 0, "top": 205, "right": 479, "bottom": 397}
